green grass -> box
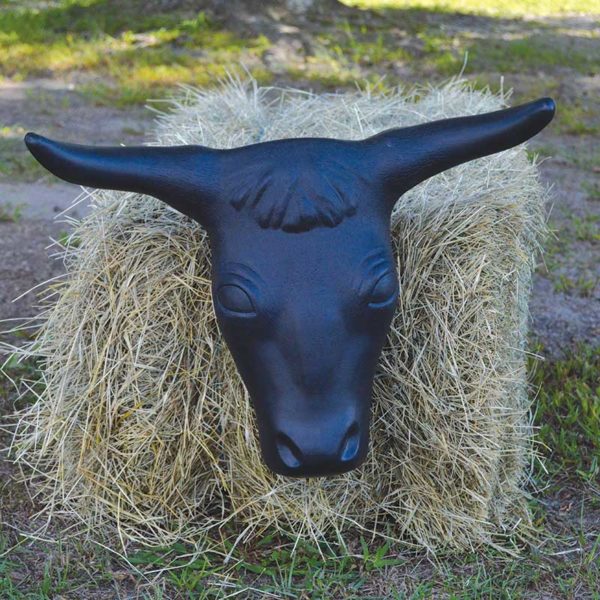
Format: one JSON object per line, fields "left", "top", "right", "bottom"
{"left": 320, "top": 21, "right": 414, "bottom": 66}
{"left": 544, "top": 211, "right": 600, "bottom": 253}
{"left": 119, "top": 537, "right": 540, "bottom": 598}
{"left": 332, "top": 2, "right": 600, "bottom": 96}
{"left": 0, "top": 201, "right": 23, "bottom": 222}
{"left": 531, "top": 346, "right": 600, "bottom": 482}
{"left": 468, "top": 35, "right": 598, "bottom": 76}
{"left": 572, "top": 215, "right": 600, "bottom": 242}
{"left": 556, "top": 103, "right": 600, "bottom": 136}
{"left": 582, "top": 181, "right": 600, "bottom": 200}
{"left": 553, "top": 274, "right": 598, "bottom": 297}
{"left": 89, "top": 528, "right": 599, "bottom": 597}
{"left": 0, "top": 126, "right": 50, "bottom": 182}
{"left": 526, "top": 144, "right": 558, "bottom": 161}
{"left": 561, "top": 146, "right": 600, "bottom": 172}
{"left": 414, "top": 30, "right": 600, "bottom": 77}
{"left": 538, "top": 210, "right": 598, "bottom": 297}
{"left": 0, "top": 1, "right": 273, "bottom": 105}
{"left": 343, "top": 0, "right": 600, "bottom": 17}
{"left": 0, "top": 534, "right": 125, "bottom": 599}
{"left": 0, "top": 138, "right": 49, "bottom": 182}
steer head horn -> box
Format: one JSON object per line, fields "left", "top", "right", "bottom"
{"left": 24, "top": 133, "right": 223, "bottom": 225}
{"left": 362, "top": 97, "right": 556, "bottom": 204}
{"left": 25, "top": 97, "right": 555, "bottom": 478}
{"left": 25, "top": 98, "right": 555, "bottom": 227}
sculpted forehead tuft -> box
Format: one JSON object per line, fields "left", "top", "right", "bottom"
{"left": 228, "top": 159, "right": 364, "bottom": 233}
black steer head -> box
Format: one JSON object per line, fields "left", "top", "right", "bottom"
{"left": 25, "top": 97, "right": 555, "bottom": 477}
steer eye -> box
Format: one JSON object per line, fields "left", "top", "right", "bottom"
{"left": 217, "top": 284, "right": 256, "bottom": 316}
{"left": 367, "top": 272, "right": 398, "bottom": 308}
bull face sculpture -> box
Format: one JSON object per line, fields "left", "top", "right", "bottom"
{"left": 25, "top": 97, "right": 555, "bottom": 477}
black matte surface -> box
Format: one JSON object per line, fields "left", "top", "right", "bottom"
{"left": 25, "top": 97, "right": 555, "bottom": 477}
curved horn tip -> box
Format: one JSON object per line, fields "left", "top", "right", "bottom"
{"left": 535, "top": 97, "right": 556, "bottom": 121}
{"left": 24, "top": 132, "right": 48, "bottom": 152}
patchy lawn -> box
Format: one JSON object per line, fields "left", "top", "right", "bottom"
{"left": 346, "top": 0, "right": 600, "bottom": 17}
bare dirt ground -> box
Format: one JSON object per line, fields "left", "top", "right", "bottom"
{"left": 532, "top": 154, "right": 600, "bottom": 355}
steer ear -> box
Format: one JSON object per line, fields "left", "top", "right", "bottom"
{"left": 24, "top": 133, "right": 223, "bottom": 225}
{"left": 364, "top": 97, "right": 555, "bottom": 205}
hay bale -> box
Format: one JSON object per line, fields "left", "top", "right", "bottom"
{"left": 8, "top": 78, "right": 546, "bottom": 553}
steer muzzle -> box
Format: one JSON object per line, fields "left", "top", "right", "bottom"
{"left": 262, "top": 413, "right": 368, "bottom": 477}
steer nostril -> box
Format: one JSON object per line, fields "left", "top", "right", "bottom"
{"left": 273, "top": 422, "right": 362, "bottom": 475}
{"left": 339, "top": 422, "right": 360, "bottom": 462}
{"left": 275, "top": 433, "right": 303, "bottom": 469}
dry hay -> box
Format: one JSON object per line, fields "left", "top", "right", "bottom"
{"left": 5, "top": 78, "right": 547, "bottom": 555}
